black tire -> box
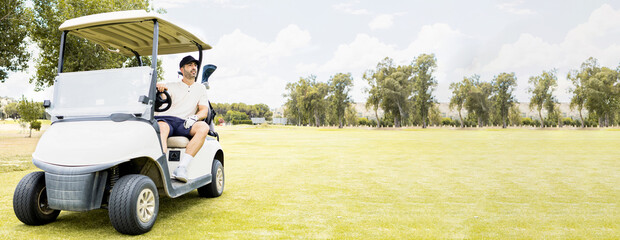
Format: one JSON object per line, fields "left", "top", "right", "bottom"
{"left": 13, "top": 171, "right": 60, "bottom": 225}
{"left": 198, "top": 159, "right": 224, "bottom": 198}
{"left": 108, "top": 174, "right": 159, "bottom": 235}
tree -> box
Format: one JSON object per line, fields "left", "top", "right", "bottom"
{"left": 253, "top": 103, "right": 273, "bottom": 121}
{"left": 283, "top": 75, "right": 328, "bottom": 127}
{"left": 307, "top": 80, "right": 329, "bottom": 127}
{"left": 584, "top": 67, "right": 619, "bottom": 127}
{"left": 30, "top": 0, "right": 162, "bottom": 90}
{"left": 284, "top": 81, "right": 303, "bottom": 125}
{"left": 411, "top": 54, "right": 438, "bottom": 128}
{"left": 327, "top": 73, "right": 353, "bottom": 128}
{"left": 508, "top": 104, "right": 522, "bottom": 126}
{"left": 224, "top": 110, "right": 249, "bottom": 122}
{"left": 0, "top": 0, "right": 33, "bottom": 82}
{"left": 567, "top": 57, "right": 620, "bottom": 127}
{"left": 528, "top": 69, "right": 558, "bottom": 128}
{"left": 344, "top": 105, "right": 358, "bottom": 127}
{"left": 17, "top": 96, "right": 44, "bottom": 137}
{"left": 464, "top": 75, "right": 492, "bottom": 127}
{"left": 364, "top": 70, "right": 382, "bottom": 128}
{"left": 449, "top": 79, "right": 468, "bottom": 128}
{"left": 427, "top": 103, "right": 442, "bottom": 127}
{"left": 491, "top": 72, "right": 517, "bottom": 128}
{"left": 365, "top": 57, "right": 411, "bottom": 127}
{"left": 4, "top": 101, "right": 19, "bottom": 119}
{"left": 567, "top": 69, "right": 587, "bottom": 128}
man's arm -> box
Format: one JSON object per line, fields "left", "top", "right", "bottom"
{"left": 183, "top": 105, "right": 209, "bottom": 129}
{"left": 195, "top": 104, "right": 209, "bottom": 120}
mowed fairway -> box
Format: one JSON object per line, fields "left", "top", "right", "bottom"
{"left": 1, "top": 125, "right": 619, "bottom": 239}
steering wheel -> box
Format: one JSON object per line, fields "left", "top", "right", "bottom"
{"left": 154, "top": 90, "right": 171, "bottom": 112}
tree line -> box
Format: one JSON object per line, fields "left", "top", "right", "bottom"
{"left": 283, "top": 73, "right": 356, "bottom": 128}
{"left": 283, "top": 54, "right": 440, "bottom": 128}
{"left": 283, "top": 55, "right": 620, "bottom": 129}
{"left": 449, "top": 57, "right": 620, "bottom": 128}
{"left": 211, "top": 102, "right": 273, "bottom": 124}
{"left": 0, "top": 96, "right": 45, "bottom": 137}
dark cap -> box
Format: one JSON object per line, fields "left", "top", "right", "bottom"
{"left": 179, "top": 55, "right": 199, "bottom": 68}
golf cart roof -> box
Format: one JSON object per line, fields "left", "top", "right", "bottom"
{"left": 59, "top": 10, "right": 211, "bottom": 56}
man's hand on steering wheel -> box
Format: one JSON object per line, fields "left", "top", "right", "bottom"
{"left": 156, "top": 83, "right": 168, "bottom": 92}
{"left": 154, "top": 83, "right": 172, "bottom": 112}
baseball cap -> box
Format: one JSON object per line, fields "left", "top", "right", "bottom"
{"left": 179, "top": 55, "right": 199, "bottom": 68}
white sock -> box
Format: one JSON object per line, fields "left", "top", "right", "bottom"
{"left": 179, "top": 153, "right": 193, "bottom": 168}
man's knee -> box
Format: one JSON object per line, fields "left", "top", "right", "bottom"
{"left": 192, "top": 122, "right": 209, "bottom": 136}
{"left": 158, "top": 121, "right": 170, "bottom": 134}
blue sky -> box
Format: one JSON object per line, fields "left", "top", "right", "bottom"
{"left": 3, "top": 0, "right": 620, "bottom": 108}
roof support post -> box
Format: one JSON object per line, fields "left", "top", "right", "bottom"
{"left": 148, "top": 19, "right": 159, "bottom": 120}
{"left": 194, "top": 41, "right": 203, "bottom": 82}
{"left": 57, "top": 31, "right": 68, "bottom": 74}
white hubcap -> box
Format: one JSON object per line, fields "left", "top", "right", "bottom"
{"left": 137, "top": 188, "right": 155, "bottom": 223}
{"left": 216, "top": 167, "right": 224, "bottom": 192}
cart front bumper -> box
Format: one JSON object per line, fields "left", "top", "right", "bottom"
{"left": 45, "top": 171, "right": 107, "bottom": 211}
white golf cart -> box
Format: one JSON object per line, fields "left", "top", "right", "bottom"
{"left": 12, "top": 10, "right": 224, "bottom": 235}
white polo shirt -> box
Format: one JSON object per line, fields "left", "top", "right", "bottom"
{"left": 155, "top": 81, "right": 208, "bottom": 119}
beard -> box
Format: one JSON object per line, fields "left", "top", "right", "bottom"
{"left": 183, "top": 68, "right": 197, "bottom": 78}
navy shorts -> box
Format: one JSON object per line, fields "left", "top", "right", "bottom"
{"left": 155, "top": 116, "right": 192, "bottom": 138}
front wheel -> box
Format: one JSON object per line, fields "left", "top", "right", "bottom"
{"left": 198, "top": 159, "right": 224, "bottom": 198}
{"left": 109, "top": 174, "right": 159, "bottom": 235}
{"left": 13, "top": 171, "right": 61, "bottom": 225}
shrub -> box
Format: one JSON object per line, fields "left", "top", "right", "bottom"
{"left": 521, "top": 117, "right": 533, "bottom": 126}
{"left": 370, "top": 119, "right": 377, "bottom": 127}
{"left": 562, "top": 117, "right": 574, "bottom": 126}
{"left": 441, "top": 117, "right": 453, "bottom": 126}
{"left": 231, "top": 119, "right": 253, "bottom": 125}
{"left": 225, "top": 110, "right": 249, "bottom": 123}
{"left": 358, "top": 117, "right": 370, "bottom": 126}
{"left": 30, "top": 120, "right": 42, "bottom": 131}
{"left": 215, "top": 116, "right": 225, "bottom": 125}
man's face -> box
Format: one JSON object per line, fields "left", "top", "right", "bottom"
{"left": 181, "top": 62, "right": 197, "bottom": 79}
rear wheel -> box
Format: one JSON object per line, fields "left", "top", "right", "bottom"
{"left": 13, "top": 171, "right": 60, "bottom": 225}
{"left": 109, "top": 174, "right": 159, "bottom": 235}
{"left": 198, "top": 159, "right": 224, "bottom": 198}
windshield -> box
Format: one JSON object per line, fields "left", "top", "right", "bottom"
{"left": 48, "top": 66, "right": 153, "bottom": 118}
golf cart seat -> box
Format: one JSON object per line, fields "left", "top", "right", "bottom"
{"left": 168, "top": 136, "right": 190, "bottom": 148}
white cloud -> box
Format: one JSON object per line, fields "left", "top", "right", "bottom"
{"left": 497, "top": 0, "right": 536, "bottom": 15}
{"left": 320, "top": 34, "right": 396, "bottom": 73}
{"left": 400, "top": 23, "right": 479, "bottom": 101}
{"left": 170, "top": 25, "right": 314, "bottom": 106}
{"left": 369, "top": 14, "right": 394, "bottom": 30}
{"left": 481, "top": 4, "right": 620, "bottom": 102}
{"left": 315, "top": 23, "right": 477, "bottom": 103}
{"left": 270, "top": 25, "right": 312, "bottom": 57}
{"left": 332, "top": 1, "right": 371, "bottom": 15}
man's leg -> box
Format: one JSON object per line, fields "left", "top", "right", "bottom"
{"left": 186, "top": 121, "right": 210, "bottom": 156}
{"left": 174, "top": 121, "right": 209, "bottom": 182}
{"left": 157, "top": 121, "right": 170, "bottom": 153}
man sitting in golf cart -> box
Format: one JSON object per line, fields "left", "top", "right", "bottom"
{"left": 155, "top": 55, "right": 210, "bottom": 183}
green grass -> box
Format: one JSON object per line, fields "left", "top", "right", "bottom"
{"left": 1, "top": 125, "right": 619, "bottom": 239}
{"left": 0, "top": 121, "right": 43, "bottom": 173}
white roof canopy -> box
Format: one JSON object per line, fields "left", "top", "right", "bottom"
{"left": 59, "top": 10, "right": 211, "bottom": 56}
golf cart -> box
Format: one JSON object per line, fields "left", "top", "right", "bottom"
{"left": 12, "top": 10, "right": 224, "bottom": 235}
